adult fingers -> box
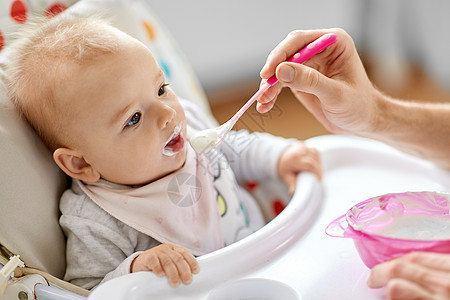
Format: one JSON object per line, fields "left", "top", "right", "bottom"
{"left": 256, "top": 100, "right": 275, "bottom": 114}
{"left": 256, "top": 81, "right": 282, "bottom": 113}
{"left": 401, "top": 252, "right": 450, "bottom": 272}
{"left": 257, "top": 64, "right": 341, "bottom": 121}
{"left": 367, "top": 258, "right": 446, "bottom": 291}
{"left": 276, "top": 62, "right": 340, "bottom": 103}
{"left": 260, "top": 29, "right": 328, "bottom": 80}
{"left": 387, "top": 278, "right": 434, "bottom": 300}
{"left": 258, "top": 81, "right": 282, "bottom": 104}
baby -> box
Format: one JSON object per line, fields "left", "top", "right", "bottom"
{"left": 5, "top": 16, "right": 321, "bottom": 289}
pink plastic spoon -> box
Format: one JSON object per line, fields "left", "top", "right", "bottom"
{"left": 190, "top": 33, "right": 338, "bottom": 153}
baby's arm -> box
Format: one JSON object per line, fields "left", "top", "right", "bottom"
{"left": 220, "top": 130, "right": 294, "bottom": 183}
{"left": 220, "top": 130, "right": 320, "bottom": 183}
{"left": 220, "top": 130, "right": 321, "bottom": 194}
{"left": 131, "top": 243, "right": 199, "bottom": 287}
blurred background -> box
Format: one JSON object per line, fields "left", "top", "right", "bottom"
{"left": 146, "top": 0, "right": 450, "bottom": 141}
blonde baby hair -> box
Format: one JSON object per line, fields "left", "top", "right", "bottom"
{"left": 5, "top": 14, "right": 120, "bottom": 151}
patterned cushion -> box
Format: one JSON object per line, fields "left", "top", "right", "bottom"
{"left": 0, "top": 1, "right": 77, "bottom": 48}
{"left": 0, "top": 0, "right": 210, "bottom": 112}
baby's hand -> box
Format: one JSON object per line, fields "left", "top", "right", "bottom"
{"left": 278, "top": 142, "right": 322, "bottom": 195}
{"left": 131, "top": 243, "right": 199, "bottom": 287}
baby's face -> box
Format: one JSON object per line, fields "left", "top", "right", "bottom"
{"left": 58, "top": 30, "right": 187, "bottom": 185}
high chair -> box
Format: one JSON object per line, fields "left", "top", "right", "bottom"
{"left": 0, "top": 0, "right": 215, "bottom": 298}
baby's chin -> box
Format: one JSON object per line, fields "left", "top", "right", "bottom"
{"left": 158, "top": 147, "right": 188, "bottom": 179}
{"left": 173, "top": 146, "right": 188, "bottom": 168}
{"left": 114, "top": 152, "right": 188, "bottom": 187}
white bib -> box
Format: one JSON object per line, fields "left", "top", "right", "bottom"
{"left": 76, "top": 145, "right": 224, "bottom": 256}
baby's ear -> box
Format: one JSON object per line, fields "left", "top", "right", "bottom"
{"left": 53, "top": 148, "right": 100, "bottom": 183}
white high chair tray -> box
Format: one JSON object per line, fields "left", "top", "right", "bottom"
{"left": 88, "top": 135, "right": 450, "bottom": 300}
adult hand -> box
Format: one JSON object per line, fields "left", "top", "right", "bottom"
{"left": 131, "top": 243, "right": 200, "bottom": 287}
{"left": 367, "top": 252, "right": 450, "bottom": 300}
{"left": 258, "top": 28, "right": 380, "bottom": 137}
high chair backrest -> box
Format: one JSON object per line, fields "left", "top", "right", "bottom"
{"left": 0, "top": 0, "right": 80, "bottom": 280}
{"left": 0, "top": 57, "right": 68, "bottom": 278}
{"left": 0, "top": 0, "right": 210, "bottom": 280}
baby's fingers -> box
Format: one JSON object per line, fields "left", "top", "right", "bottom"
{"left": 174, "top": 246, "right": 200, "bottom": 275}
{"left": 164, "top": 247, "right": 198, "bottom": 286}
{"left": 304, "top": 155, "right": 323, "bottom": 179}
{"left": 131, "top": 245, "right": 198, "bottom": 287}
{"left": 156, "top": 252, "right": 185, "bottom": 287}
{"left": 284, "top": 173, "right": 297, "bottom": 196}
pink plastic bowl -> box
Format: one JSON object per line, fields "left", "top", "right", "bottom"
{"left": 326, "top": 191, "right": 450, "bottom": 268}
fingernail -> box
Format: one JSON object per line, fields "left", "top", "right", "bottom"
{"left": 183, "top": 276, "right": 192, "bottom": 285}
{"left": 256, "top": 102, "right": 263, "bottom": 112}
{"left": 170, "top": 280, "right": 180, "bottom": 287}
{"left": 259, "top": 69, "right": 265, "bottom": 78}
{"left": 256, "top": 102, "right": 269, "bottom": 114}
{"left": 259, "top": 93, "right": 272, "bottom": 104}
{"left": 279, "top": 65, "right": 295, "bottom": 83}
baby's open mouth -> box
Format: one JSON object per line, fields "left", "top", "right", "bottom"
{"left": 163, "top": 124, "right": 185, "bottom": 156}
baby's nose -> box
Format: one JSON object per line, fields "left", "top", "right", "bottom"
{"left": 159, "top": 104, "right": 176, "bottom": 128}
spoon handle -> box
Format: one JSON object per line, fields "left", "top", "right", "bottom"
{"left": 229, "top": 82, "right": 271, "bottom": 125}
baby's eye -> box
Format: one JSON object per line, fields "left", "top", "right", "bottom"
{"left": 126, "top": 112, "right": 141, "bottom": 127}
{"left": 158, "top": 83, "right": 170, "bottom": 97}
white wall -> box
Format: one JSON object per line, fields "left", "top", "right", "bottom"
{"left": 145, "top": 0, "right": 365, "bottom": 92}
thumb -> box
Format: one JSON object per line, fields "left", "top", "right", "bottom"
{"left": 276, "top": 62, "right": 337, "bottom": 99}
